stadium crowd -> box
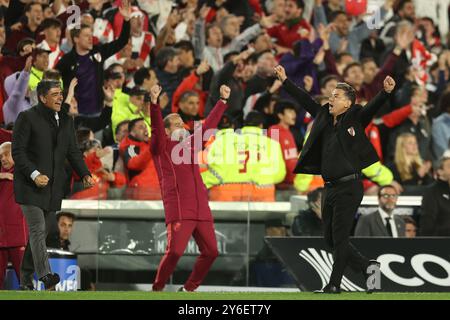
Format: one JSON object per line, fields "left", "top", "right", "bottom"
{"left": 0, "top": 1, "right": 449, "bottom": 227}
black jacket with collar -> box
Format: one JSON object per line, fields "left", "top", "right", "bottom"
{"left": 12, "top": 103, "right": 90, "bottom": 211}
{"left": 282, "top": 79, "right": 391, "bottom": 175}
{"left": 55, "top": 21, "right": 130, "bottom": 112}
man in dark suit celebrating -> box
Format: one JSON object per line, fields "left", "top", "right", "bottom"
{"left": 274, "top": 65, "right": 396, "bottom": 293}
{"left": 12, "top": 80, "right": 94, "bottom": 290}
{"left": 355, "top": 185, "right": 406, "bottom": 237}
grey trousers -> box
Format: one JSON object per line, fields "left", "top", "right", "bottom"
{"left": 19, "top": 205, "right": 56, "bottom": 284}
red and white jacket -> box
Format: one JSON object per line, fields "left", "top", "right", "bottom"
{"left": 93, "top": 18, "right": 114, "bottom": 45}
{"left": 131, "top": 32, "right": 155, "bottom": 68}
{"left": 37, "top": 40, "right": 64, "bottom": 69}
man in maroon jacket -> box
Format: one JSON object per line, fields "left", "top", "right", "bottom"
{"left": 149, "top": 84, "right": 231, "bottom": 292}
{"left": 0, "top": 142, "right": 28, "bottom": 289}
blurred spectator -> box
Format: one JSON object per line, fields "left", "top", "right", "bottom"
{"left": 268, "top": 100, "right": 298, "bottom": 195}
{"left": 319, "top": 0, "right": 391, "bottom": 60}
{"left": 403, "top": 216, "right": 417, "bottom": 238}
{"left": 172, "top": 60, "right": 211, "bottom": 117}
{"left": 3, "top": 57, "right": 32, "bottom": 125}
{"left": 206, "top": 48, "right": 254, "bottom": 120}
{"left": 28, "top": 47, "right": 50, "bottom": 91}
{"left": 0, "top": 142, "right": 28, "bottom": 289}
{"left": 36, "top": 18, "right": 64, "bottom": 69}
{"left": 266, "top": 0, "right": 312, "bottom": 50}
{"left": 202, "top": 111, "right": 286, "bottom": 201}
{"left": 111, "top": 86, "right": 150, "bottom": 140}
{"left": 129, "top": 8, "right": 155, "bottom": 69}
{"left": 419, "top": 155, "right": 450, "bottom": 236}
{"left": 380, "top": 0, "right": 416, "bottom": 46}
{"left": 291, "top": 187, "right": 324, "bottom": 236}
{"left": 4, "top": 2, "right": 43, "bottom": 53}
{"left": 355, "top": 185, "right": 406, "bottom": 237}
{"left": 45, "top": 211, "right": 96, "bottom": 291}
{"left": 387, "top": 133, "right": 433, "bottom": 190}
{"left": 388, "top": 86, "right": 432, "bottom": 162}
{"left": 245, "top": 51, "right": 278, "bottom": 100}
{"left": 155, "top": 46, "right": 184, "bottom": 115}
{"left": 56, "top": 2, "right": 131, "bottom": 116}
{"left": 193, "top": 5, "right": 268, "bottom": 72}
{"left": 174, "top": 40, "right": 196, "bottom": 73}
{"left": 431, "top": 89, "right": 450, "bottom": 160}
{"left": 119, "top": 118, "right": 160, "bottom": 200}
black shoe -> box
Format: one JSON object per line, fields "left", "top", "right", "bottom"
{"left": 177, "top": 286, "right": 187, "bottom": 292}
{"left": 19, "top": 284, "right": 34, "bottom": 291}
{"left": 39, "top": 273, "right": 60, "bottom": 291}
{"left": 364, "top": 260, "right": 381, "bottom": 294}
{"left": 314, "top": 284, "right": 341, "bottom": 294}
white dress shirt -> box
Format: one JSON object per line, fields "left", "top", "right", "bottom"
{"left": 378, "top": 208, "right": 398, "bottom": 238}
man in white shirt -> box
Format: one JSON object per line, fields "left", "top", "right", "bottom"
{"left": 354, "top": 185, "right": 406, "bottom": 237}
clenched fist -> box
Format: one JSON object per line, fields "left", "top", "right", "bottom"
{"left": 274, "top": 65, "right": 287, "bottom": 82}
{"left": 219, "top": 85, "right": 231, "bottom": 100}
{"left": 383, "top": 76, "right": 396, "bottom": 93}
{"left": 34, "top": 174, "right": 49, "bottom": 188}
{"left": 150, "top": 85, "right": 163, "bottom": 104}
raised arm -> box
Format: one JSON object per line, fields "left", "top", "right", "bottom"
{"left": 149, "top": 85, "right": 166, "bottom": 154}
{"left": 202, "top": 85, "right": 230, "bottom": 132}
{"left": 275, "top": 65, "right": 320, "bottom": 117}
{"left": 360, "top": 76, "right": 395, "bottom": 127}
{"left": 99, "top": 0, "right": 131, "bottom": 59}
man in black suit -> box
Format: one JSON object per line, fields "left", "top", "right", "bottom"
{"left": 12, "top": 80, "right": 94, "bottom": 290}
{"left": 355, "top": 185, "right": 406, "bottom": 237}
{"left": 274, "top": 65, "right": 396, "bottom": 293}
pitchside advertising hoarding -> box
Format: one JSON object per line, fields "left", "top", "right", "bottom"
{"left": 265, "top": 237, "right": 450, "bottom": 292}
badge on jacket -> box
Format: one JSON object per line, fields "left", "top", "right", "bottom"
{"left": 347, "top": 126, "right": 356, "bottom": 136}
{"left": 94, "top": 52, "right": 102, "bottom": 62}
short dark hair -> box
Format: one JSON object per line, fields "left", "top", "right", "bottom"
{"left": 36, "top": 80, "right": 61, "bottom": 103}
{"left": 335, "top": 82, "right": 356, "bottom": 105}
{"left": 403, "top": 216, "right": 417, "bottom": 227}
{"left": 155, "top": 47, "right": 178, "bottom": 70}
{"left": 43, "top": 69, "right": 61, "bottom": 81}
{"left": 57, "top": 211, "right": 76, "bottom": 222}
{"left": 274, "top": 100, "right": 297, "bottom": 116}
{"left": 244, "top": 111, "right": 265, "bottom": 127}
{"left": 343, "top": 62, "right": 362, "bottom": 78}
{"left": 115, "top": 120, "right": 130, "bottom": 135}
{"left": 76, "top": 127, "right": 92, "bottom": 146}
{"left": 40, "top": 17, "right": 62, "bottom": 30}
{"left": 17, "top": 37, "right": 35, "bottom": 54}
{"left": 361, "top": 57, "right": 376, "bottom": 66}
{"left": 205, "top": 23, "right": 220, "bottom": 40}
{"left": 307, "top": 187, "right": 324, "bottom": 204}
{"left": 335, "top": 52, "right": 353, "bottom": 64}
{"left": 320, "top": 75, "right": 339, "bottom": 89}
{"left": 128, "top": 117, "right": 145, "bottom": 132}
{"left": 438, "top": 88, "right": 450, "bottom": 114}
{"left": 395, "top": 0, "right": 413, "bottom": 14}
{"left": 329, "top": 10, "right": 347, "bottom": 22}
{"left": 174, "top": 40, "right": 194, "bottom": 53}
{"left": 70, "top": 24, "right": 92, "bottom": 43}
{"left": 378, "top": 185, "right": 398, "bottom": 198}
{"left": 133, "top": 67, "right": 151, "bottom": 86}
{"left": 25, "top": 2, "right": 42, "bottom": 13}
{"left": 291, "top": 0, "right": 305, "bottom": 10}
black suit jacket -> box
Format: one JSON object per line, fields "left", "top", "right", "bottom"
{"left": 12, "top": 103, "right": 90, "bottom": 211}
{"left": 282, "top": 79, "right": 390, "bottom": 175}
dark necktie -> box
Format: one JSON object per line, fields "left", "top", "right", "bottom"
{"left": 385, "top": 217, "right": 393, "bottom": 237}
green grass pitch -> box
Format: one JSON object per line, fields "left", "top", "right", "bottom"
{"left": 1, "top": 291, "right": 450, "bottom": 300}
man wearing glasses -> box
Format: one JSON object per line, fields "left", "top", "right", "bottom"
{"left": 355, "top": 185, "right": 406, "bottom": 237}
